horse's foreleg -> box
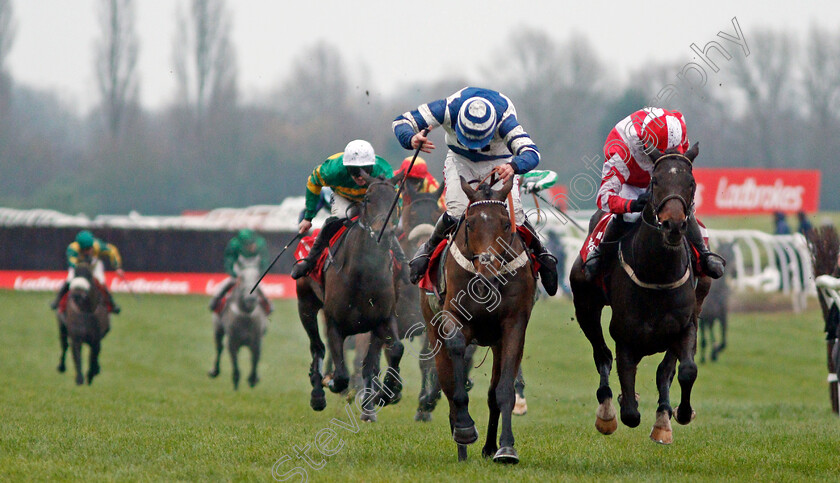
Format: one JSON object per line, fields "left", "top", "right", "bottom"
{"left": 493, "top": 322, "right": 526, "bottom": 464}
{"left": 444, "top": 327, "right": 477, "bottom": 447}
{"left": 572, "top": 286, "right": 615, "bottom": 434}
{"left": 616, "top": 344, "right": 641, "bottom": 428}
{"left": 71, "top": 338, "right": 84, "bottom": 386}
{"left": 298, "top": 292, "right": 326, "bottom": 410}
{"left": 482, "top": 345, "right": 502, "bottom": 459}
{"left": 228, "top": 339, "right": 240, "bottom": 390}
{"left": 351, "top": 333, "right": 369, "bottom": 393}
{"left": 651, "top": 350, "right": 678, "bottom": 444}
{"left": 325, "top": 323, "right": 349, "bottom": 394}
{"left": 247, "top": 336, "right": 261, "bottom": 388}
{"left": 57, "top": 318, "right": 68, "bottom": 373}
{"left": 674, "top": 323, "right": 699, "bottom": 425}
{"left": 87, "top": 338, "right": 101, "bottom": 385}
{"left": 360, "top": 335, "right": 384, "bottom": 422}
{"left": 208, "top": 316, "right": 224, "bottom": 378}
{"left": 713, "top": 315, "right": 727, "bottom": 361}
{"left": 416, "top": 334, "right": 441, "bottom": 419}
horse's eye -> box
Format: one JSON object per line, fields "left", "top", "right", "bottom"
{"left": 504, "top": 221, "right": 511, "bottom": 231}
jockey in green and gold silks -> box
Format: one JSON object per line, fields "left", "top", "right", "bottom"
{"left": 292, "top": 139, "right": 405, "bottom": 280}
{"left": 50, "top": 230, "right": 123, "bottom": 314}
{"left": 209, "top": 229, "right": 273, "bottom": 314}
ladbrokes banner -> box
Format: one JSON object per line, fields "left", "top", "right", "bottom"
{"left": 694, "top": 169, "right": 820, "bottom": 215}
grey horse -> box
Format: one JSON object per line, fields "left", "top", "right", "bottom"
{"left": 208, "top": 255, "right": 268, "bottom": 389}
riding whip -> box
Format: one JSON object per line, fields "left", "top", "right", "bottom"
{"left": 377, "top": 128, "right": 430, "bottom": 243}
{"left": 250, "top": 232, "right": 303, "bottom": 294}
{"left": 117, "top": 271, "right": 140, "bottom": 301}
{"left": 533, "top": 191, "right": 586, "bottom": 232}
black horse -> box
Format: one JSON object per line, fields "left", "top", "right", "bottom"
{"left": 570, "top": 143, "right": 711, "bottom": 445}
{"left": 808, "top": 225, "right": 840, "bottom": 414}
{"left": 699, "top": 241, "right": 736, "bottom": 363}
{"left": 296, "top": 173, "right": 404, "bottom": 420}
{"left": 56, "top": 262, "right": 110, "bottom": 385}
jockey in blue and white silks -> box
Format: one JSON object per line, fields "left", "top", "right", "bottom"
{"left": 392, "top": 86, "right": 558, "bottom": 296}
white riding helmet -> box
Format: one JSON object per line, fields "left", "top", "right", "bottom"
{"left": 342, "top": 140, "right": 376, "bottom": 167}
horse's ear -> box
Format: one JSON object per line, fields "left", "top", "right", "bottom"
{"left": 432, "top": 181, "right": 445, "bottom": 201}
{"left": 646, "top": 142, "right": 662, "bottom": 163}
{"left": 685, "top": 142, "right": 699, "bottom": 162}
{"left": 494, "top": 175, "right": 515, "bottom": 201}
{"left": 359, "top": 170, "right": 376, "bottom": 185}
{"left": 388, "top": 171, "right": 404, "bottom": 186}
{"left": 460, "top": 176, "right": 478, "bottom": 203}
{"left": 404, "top": 179, "right": 417, "bottom": 203}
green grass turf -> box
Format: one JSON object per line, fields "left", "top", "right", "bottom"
{"left": 1, "top": 290, "right": 839, "bottom": 481}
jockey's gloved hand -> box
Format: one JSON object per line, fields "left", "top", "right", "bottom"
{"left": 629, "top": 191, "right": 651, "bottom": 212}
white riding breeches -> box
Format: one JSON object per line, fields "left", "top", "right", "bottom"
{"left": 67, "top": 259, "right": 105, "bottom": 284}
{"left": 442, "top": 151, "right": 525, "bottom": 225}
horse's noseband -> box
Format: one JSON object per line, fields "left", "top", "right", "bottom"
{"left": 648, "top": 154, "right": 694, "bottom": 230}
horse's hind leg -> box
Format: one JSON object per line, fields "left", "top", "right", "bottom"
{"left": 616, "top": 343, "right": 642, "bottom": 428}
{"left": 87, "top": 338, "right": 101, "bottom": 385}
{"left": 208, "top": 316, "right": 224, "bottom": 378}
{"left": 651, "top": 350, "right": 678, "bottom": 444}
{"left": 416, "top": 334, "right": 441, "bottom": 421}
{"left": 674, "top": 324, "right": 699, "bottom": 425}
{"left": 57, "top": 318, "right": 68, "bottom": 373}
{"left": 360, "top": 335, "right": 384, "bottom": 422}
{"left": 247, "top": 337, "right": 261, "bottom": 388}
{"left": 71, "top": 338, "right": 84, "bottom": 386}
{"left": 445, "top": 327, "right": 478, "bottom": 448}
{"left": 712, "top": 315, "right": 727, "bottom": 361}
{"left": 698, "top": 317, "right": 708, "bottom": 363}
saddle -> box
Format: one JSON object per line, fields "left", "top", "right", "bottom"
{"left": 419, "top": 226, "right": 538, "bottom": 306}
{"left": 58, "top": 280, "right": 112, "bottom": 314}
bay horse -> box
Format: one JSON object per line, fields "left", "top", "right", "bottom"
{"left": 296, "top": 172, "right": 404, "bottom": 420}
{"left": 569, "top": 143, "right": 711, "bottom": 445}
{"left": 56, "top": 262, "right": 110, "bottom": 386}
{"left": 208, "top": 255, "right": 269, "bottom": 390}
{"left": 420, "top": 175, "right": 536, "bottom": 463}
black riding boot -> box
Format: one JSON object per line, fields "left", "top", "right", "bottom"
{"left": 50, "top": 281, "right": 70, "bottom": 310}
{"left": 687, "top": 214, "right": 725, "bottom": 279}
{"left": 105, "top": 290, "right": 121, "bottom": 314}
{"left": 583, "top": 215, "right": 631, "bottom": 283}
{"left": 409, "top": 213, "right": 458, "bottom": 284}
{"left": 291, "top": 217, "right": 346, "bottom": 280}
{"left": 208, "top": 278, "right": 236, "bottom": 311}
{"left": 522, "top": 220, "right": 559, "bottom": 296}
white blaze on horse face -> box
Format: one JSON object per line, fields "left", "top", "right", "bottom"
{"left": 669, "top": 167, "right": 679, "bottom": 174}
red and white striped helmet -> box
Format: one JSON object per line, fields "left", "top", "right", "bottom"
{"left": 640, "top": 108, "right": 687, "bottom": 153}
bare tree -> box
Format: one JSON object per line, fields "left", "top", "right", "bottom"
{"left": 95, "top": 0, "right": 139, "bottom": 138}
{"left": 173, "top": 0, "right": 238, "bottom": 121}
{"left": 804, "top": 27, "right": 840, "bottom": 129}
{"left": 277, "top": 41, "right": 350, "bottom": 123}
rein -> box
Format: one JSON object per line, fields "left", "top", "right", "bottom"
{"left": 455, "top": 198, "right": 527, "bottom": 275}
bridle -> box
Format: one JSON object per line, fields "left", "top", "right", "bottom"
{"left": 643, "top": 154, "right": 695, "bottom": 232}
{"left": 453, "top": 199, "right": 528, "bottom": 275}
{"left": 357, "top": 179, "right": 397, "bottom": 243}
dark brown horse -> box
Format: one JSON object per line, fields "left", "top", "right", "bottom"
{"left": 569, "top": 144, "right": 711, "bottom": 445}
{"left": 420, "top": 175, "right": 536, "bottom": 463}
{"left": 699, "top": 241, "right": 736, "bottom": 363}
{"left": 56, "top": 262, "right": 110, "bottom": 385}
{"left": 296, "top": 172, "right": 404, "bottom": 420}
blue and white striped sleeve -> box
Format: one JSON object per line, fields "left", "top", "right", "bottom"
{"left": 392, "top": 99, "right": 447, "bottom": 150}
{"left": 498, "top": 115, "right": 540, "bottom": 174}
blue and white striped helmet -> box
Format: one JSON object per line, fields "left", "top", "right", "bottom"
{"left": 456, "top": 97, "right": 497, "bottom": 149}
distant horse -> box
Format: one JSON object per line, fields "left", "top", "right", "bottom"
{"left": 699, "top": 241, "right": 736, "bottom": 363}
{"left": 297, "top": 172, "right": 404, "bottom": 419}
{"left": 569, "top": 143, "right": 711, "bottom": 445}
{"left": 421, "top": 175, "right": 536, "bottom": 463}
{"left": 394, "top": 179, "right": 448, "bottom": 421}
{"left": 208, "top": 255, "right": 268, "bottom": 390}
{"left": 808, "top": 225, "right": 840, "bottom": 414}
{"left": 57, "top": 262, "right": 110, "bottom": 385}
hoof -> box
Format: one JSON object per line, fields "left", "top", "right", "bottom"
{"left": 57, "top": 364, "right": 66, "bottom": 373}
{"left": 321, "top": 373, "right": 333, "bottom": 387}
{"left": 650, "top": 410, "right": 673, "bottom": 444}
{"left": 360, "top": 412, "right": 377, "bottom": 423}
{"left": 75, "top": 374, "right": 84, "bottom": 386}
{"left": 328, "top": 377, "right": 349, "bottom": 394}
{"left": 310, "top": 393, "right": 326, "bottom": 411}
{"left": 248, "top": 375, "right": 259, "bottom": 388}
{"left": 674, "top": 406, "right": 696, "bottom": 425}
{"left": 414, "top": 410, "right": 431, "bottom": 422}
{"left": 452, "top": 425, "right": 479, "bottom": 445}
{"left": 208, "top": 369, "right": 219, "bottom": 378}
{"left": 493, "top": 446, "right": 519, "bottom": 464}
{"left": 390, "top": 391, "right": 402, "bottom": 405}
{"left": 513, "top": 394, "right": 528, "bottom": 416}
{"left": 595, "top": 399, "right": 617, "bottom": 435}
{"left": 482, "top": 446, "right": 498, "bottom": 459}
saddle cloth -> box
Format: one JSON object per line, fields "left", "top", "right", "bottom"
{"left": 59, "top": 280, "right": 113, "bottom": 313}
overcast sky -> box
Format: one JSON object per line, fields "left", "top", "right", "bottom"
{"left": 6, "top": 0, "right": 837, "bottom": 113}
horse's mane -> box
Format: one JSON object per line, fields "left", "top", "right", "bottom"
{"left": 808, "top": 225, "right": 840, "bottom": 276}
